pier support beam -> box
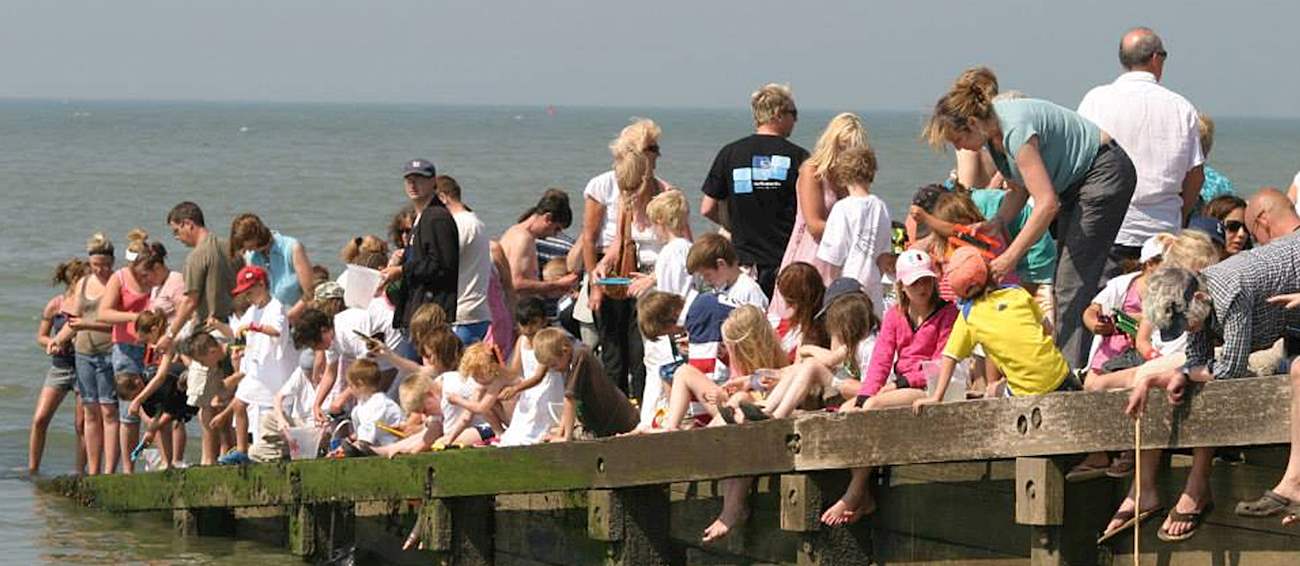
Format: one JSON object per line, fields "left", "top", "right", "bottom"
{"left": 173, "top": 507, "right": 235, "bottom": 537}
{"left": 289, "top": 502, "right": 355, "bottom": 561}
{"left": 588, "top": 486, "right": 679, "bottom": 565}
{"left": 446, "top": 496, "right": 495, "bottom": 565}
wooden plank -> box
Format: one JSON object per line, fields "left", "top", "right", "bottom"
{"left": 288, "top": 502, "right": 355, "bottom": 560}
{"left": 793, "top": 376, "right": 1290, "bottom": 471}
{"left": 780, "top": 474, "right": 821, "bottom": 533}
{"left": 446, "top": 496, "right": 495, "bottom": 565}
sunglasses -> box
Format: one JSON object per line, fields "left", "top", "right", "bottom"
{"left": 644, "top": 144, "right": 660, "bottom": 154}
{"left": 1156, "top": 49, "right": 1169, "bottom": 59}
{"left": 1224, "top": 220, "right": 1247, "bottom": 233}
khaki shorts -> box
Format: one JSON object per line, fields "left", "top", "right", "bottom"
{"left": 185, "top": 361, "right": 225, "bottom": 408}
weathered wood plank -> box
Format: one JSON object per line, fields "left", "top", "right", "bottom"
{"left": 793, "top": 376, "right": 1290, "bottom": 471}
{"left": 41, "top": 377, "right": 1290, "bottom": 516}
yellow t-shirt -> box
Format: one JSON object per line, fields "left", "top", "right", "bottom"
{"left": 942, "top": 287, "right": 1068, "bottom": 396}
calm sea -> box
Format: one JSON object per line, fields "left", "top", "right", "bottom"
{"left": 0, "top": 100, "right": 1296, "bottom": 562}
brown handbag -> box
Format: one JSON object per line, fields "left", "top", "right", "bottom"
{"left": 600, "top": 201, "right": 638, "bottom": 301}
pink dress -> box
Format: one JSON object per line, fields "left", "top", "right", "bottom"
{"left": 768, "top": 177, "right": 840, "bottom": 318}
{"left": 482, "top": 264, "right": 516, "bottom": 361}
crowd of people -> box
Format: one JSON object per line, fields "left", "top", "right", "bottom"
{"left": 27, "top": 27, "right": 1300, "bottom": 545}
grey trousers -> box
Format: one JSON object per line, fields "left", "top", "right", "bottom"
{"left": 1053, "top": 142, "right": 1137, "bottom": 369}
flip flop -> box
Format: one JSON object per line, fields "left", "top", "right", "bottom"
{"left": 1157, "top": 502, "right": 1214, "bottom": 542}
{"left": 1235, "top": 490, "right": 1292, "bottom": 518}
{"left": 717, "top": 405, "right": 738, "bottom": 425}
{"left": 1097, "top": 505, "right": 1162, "bottom": 545}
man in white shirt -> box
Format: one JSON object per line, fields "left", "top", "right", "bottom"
{"left": 434, "top": 175, "right": 493, "bottom": 344}
{"left": 1077, "top": 27, "right": 1204, "bottom": 277}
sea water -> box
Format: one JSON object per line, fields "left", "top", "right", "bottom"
{"left": 0, "top": 100, "right": 1296, "bottom": 562}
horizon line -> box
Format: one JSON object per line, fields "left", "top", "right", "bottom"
{"left": 2, "top": 96, "right": 1297, "bottom": 121}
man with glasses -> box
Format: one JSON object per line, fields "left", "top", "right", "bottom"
{"left": 1079, "top": 27, "right": 1204, "bottom": 277}
{"left": 699, "top": 83, "right": 808, "bottom": 297}
{"left": 1245, "top": 187, "right": 1300, "bottom": 246}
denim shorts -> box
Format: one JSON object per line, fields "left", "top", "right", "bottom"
{"left": 75, "top": 352, "right": 117, "bottom": 405}
{"left": 112, "top": 343, "right": 147, "bottom": 376}
{"left": 453, "top": 321, "right": 491, "bottom": 345}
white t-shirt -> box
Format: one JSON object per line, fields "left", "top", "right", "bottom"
{"left": 724, "top": 272, "right": 770, "bottom": 311}
{"left": 438, "top": 370, "right": 487, "bottom": 430}
{"left": 325, "top": 308, "right": 375, "bottom": 403}
{"left": 817, "top": 194, "right": 892, "bottom": 318}
{"left": 655, "top": 237, "right": 693, "bottom": 297}
{"left": 1077, "top": 72, "right": 1204, "bottom": 246}
{"left": 836, "top": 333, "right": 879, "bottom": 381}
{"left": 276, "top": 367, "right": 319, "bottom": 427}
{"left": 351, "top": 391, "right": 404, "bottom": 446}
{"left": 583, "top": 170, "right": 666, "bottom": 269}
{"left": 235, "top": 298, "right": 297, "bottom": 408}
{"left": 498, "top": 340, "right": 566, "bottom": 447}
{"left": 452, "top": 210, "right": 492, "bottom": 324}
{"left": 1085, "top": 271, "right": 1141, "bottom": 367}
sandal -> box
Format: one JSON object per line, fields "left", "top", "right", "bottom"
{"left": 1097, "top": 504, "right": 1162, "bottom": 545}
{"left": 1157, "top": 502, "right": 1214, "bottom": 542}
{"left": 1235, "top": 490, "right": 1292, "bottom": 518}
{"left": 1106, "top": 451, "right": 1135, "bottom": 478}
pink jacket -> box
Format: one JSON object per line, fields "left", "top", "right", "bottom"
{"left": 859, "top": 302, "right": 958, "bottom": 396}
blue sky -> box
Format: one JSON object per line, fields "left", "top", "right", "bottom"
{"left": 4, "top": 0, "right": 1298, "bottom": 116}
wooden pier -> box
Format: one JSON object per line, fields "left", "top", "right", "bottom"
{"left": 40, "top": 375, "right": 1300, "bottom": 565}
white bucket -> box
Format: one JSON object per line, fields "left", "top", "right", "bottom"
{"left": 923, "top": 359, "right": 969, "bottom": 402}
{"left": 286, "top": 426, "right": 323, "bottom": 460}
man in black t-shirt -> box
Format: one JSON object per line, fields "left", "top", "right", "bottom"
{"left": 700, "top": 83, "right": 809, "bottom": 297}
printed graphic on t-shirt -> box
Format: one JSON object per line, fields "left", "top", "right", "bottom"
{"left": 732, "top": 155, "right": 792, "bottom": 194}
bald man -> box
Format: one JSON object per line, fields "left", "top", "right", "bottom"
{"left": 1079, "top": 27, "right": 1204, "bottom": 277}
{"left": 1245, "top": 187, "right": 1300, "bottom": 245}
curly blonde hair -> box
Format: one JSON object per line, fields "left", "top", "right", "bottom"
{"left": 646, "top": 188, "right": 688, "bottom": 234}
{"left": 458, "top": 343, "right": 503, "bottom": 385}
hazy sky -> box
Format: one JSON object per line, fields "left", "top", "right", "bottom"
{"left": 5, "top": 0, "right": 1299, "bottom": 116}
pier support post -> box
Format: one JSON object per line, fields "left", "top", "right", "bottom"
{"left": 289, "top": 502, "right": 355, "bottom": 561}
{"left": 173, "top": 507, "right": 235, "bottom": 537}
{"left": 781, "top": 473, "right": 873, "bottom": 566}
{"left": 588, "top": 486, "right": 678, "bottom": 566}
{"left": 446, "top": 496, "right": 495, "bottom": 565}
{"left": 1016, "top": 456, "right": 1110, "bottom": 565}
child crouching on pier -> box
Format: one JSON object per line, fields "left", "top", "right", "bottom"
{"left": 372, "top": 326, "right": 460, "bottom": 458}
{"left": 533, "top": 328, "right": 639, "bottom": 442}
{"left": 120, "top": 309, "right": 196, "bottom": 469}
{"left": 498, "top": 297, "right": 567, "bottom": 447}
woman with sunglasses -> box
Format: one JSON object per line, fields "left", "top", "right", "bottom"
{"left": 1203, "top": 195, "right": 1249, "bottom": 256}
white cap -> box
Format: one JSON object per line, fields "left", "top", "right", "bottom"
{"left": 1140, "top": 235, "right": 1167, "bottom": 264}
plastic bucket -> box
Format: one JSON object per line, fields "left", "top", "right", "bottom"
{"left": 286, "top": 426, "right": 323, "bottom": 460}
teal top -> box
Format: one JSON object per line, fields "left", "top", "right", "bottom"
{"left": 970, "top": 189, "right": 1057, "bottom": 284}
{"left": 244, "top": 232, "right": 303, "bottom": 307}
{"left": 988, "top": 99, "right": 1102, "bottom": 194}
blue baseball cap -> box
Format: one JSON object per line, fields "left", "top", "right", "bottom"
{"left": 402, "top": 159, "right": 437, "bottom": 178}
{"left": 1185, "top": 216, "right": 1226, "bottom": 247}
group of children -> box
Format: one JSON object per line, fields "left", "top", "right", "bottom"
{"left": 33, "top": 137, "right": 1215, "bottom": 548}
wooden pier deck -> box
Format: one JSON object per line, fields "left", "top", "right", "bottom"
{"left": 40, "top": 375, "right": 1299, "bottom": 565}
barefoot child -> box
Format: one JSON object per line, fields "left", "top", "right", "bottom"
{"left": 397, "top": 370, "right": 441, "bottom": 436}
{"left": 819, "top": 250, "right": 958, "bottom": 527}
{"left": 769, "top": 278, "right": 880, "bottom": 411}
{"left": 498, "top": 298, "right": 568, "bottom": 447}
{"left": 436, "top": 343, "right": 512, "bottom": 448}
